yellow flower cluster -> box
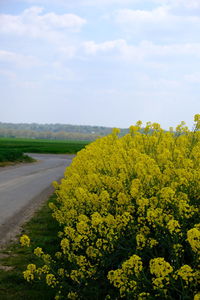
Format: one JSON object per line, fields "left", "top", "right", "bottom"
{"left": 23, "top": 264, "right": 36, "bottom": 282}
{"left": 194, "top": 293, "right": 200, "bottom": 300}
{"left": 23, "top": 115, "right": 200, "bottom": 299}
{"left": 187, "top": 227, "right": 200, "bottom": 253}
{"left": 167, "top": 219, "right": 181, "bottom": 234}
{"left": 176, "top": 265, "right": 194, "bottom": 284}
{"left": 20, "top": 234, "right": 30, "bottom": 247}
{"left": 46, "top": 274, "right": 58, "bottom": 288}
{"left": 149, "top": 257, "right": 173, "bottom": 289}
{"left": 108, "top": 254, "right": 142, "bottom": 297}
{"left": 23, "top": 263, "right": 50, "bottom": 282}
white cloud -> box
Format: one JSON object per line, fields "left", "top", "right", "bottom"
{"left": 15, "top": 80, "right": 39, "bottom": 88}
{"left": 114, "top": 6, "right": 200, "bottom": 25}
{"left": 0, "top": 49, "right": 41, "bottom": 67}
{"left": 0, "top": 6, "right": 87, "bottom": 41}
{"left": 114, "top": 6, "right": 172, "bottom": 24}
{"left": 136, "top": 74, "right": 181, "bottom": 90}
{"left": 83, "top": 39, "right": 200, "bottom": 62}
{"left": 180, "top": 0, "right": 200, "bottom": 9}
{"left": 46, "top": 61, "right": 77, "bottom": 81}
{"left": 0, "top": 69, "right": 16, "bottom": 80}
{"left": 83, "top": 39, "right": 126, "bottom": 55}
{"left": 24, "top": 0, "right": 139, "bottom": 6}
{"left": 154, "top": 0, "right": 200, "bottom": 9}
{"left": 184, "top": 73, "right": 200, "bottom": 83}
{"left": 58, "top": 46, "right": 77, "bottom": 59}
{"left": 21, "top": 0, "right": 200, "bottom": 11}
{"left": 81, "top": 0, "right": 137, "bottom": 5}
{"left": 138, "top": 41, "right": 200, "bottom": 58}
{"left": 112, "top": 6, "right": 200, "bottom": 42}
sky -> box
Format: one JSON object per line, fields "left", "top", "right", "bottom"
{"left": 0, "top": 0, "right": 200, "bottom": 129}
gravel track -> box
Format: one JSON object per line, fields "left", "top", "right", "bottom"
{"left": 0, "top": 153, "right": 74, "bottom": 247}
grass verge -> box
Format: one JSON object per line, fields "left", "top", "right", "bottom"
{"left": 0, "top": 194, "right": 59, "bottom": 300}
{"left": 0, "top": 154, "right": 36, "bottom": 167}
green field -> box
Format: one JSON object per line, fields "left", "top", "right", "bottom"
{"left": 0, "top": 138, "right": 90, "bottom": 163}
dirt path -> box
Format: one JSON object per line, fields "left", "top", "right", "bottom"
{"left": 0, "top": 153, "right": 74, "bottom": 247}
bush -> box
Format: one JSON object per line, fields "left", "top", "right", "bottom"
{"left": 0, "top": 149, "right": 24, "bottom": 162}
{"left": 23, "top": 115, "right": 200, "bottom": 300}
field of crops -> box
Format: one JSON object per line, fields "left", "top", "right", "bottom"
{"left": 0, "top": 138, "right": 89, "bottom": 162}
{"left": 21, "top": 116, "right": 200, "bottom": 300}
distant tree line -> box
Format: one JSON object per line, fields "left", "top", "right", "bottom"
{"left": 0, "top": 123, "right": 129, "bottom": 140}
{"left": 0, "top": 122, "right": 126, "bottom": 134}
{"left": 0, "top": 128, "right": 99, "bottom": 141}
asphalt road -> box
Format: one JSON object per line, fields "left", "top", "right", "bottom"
{"left": 0, "top": 153, "right": 74, "bottom": 246}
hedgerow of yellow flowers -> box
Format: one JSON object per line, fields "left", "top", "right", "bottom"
{"left": 23, "top": 115, "right": 200, "bottom": 299}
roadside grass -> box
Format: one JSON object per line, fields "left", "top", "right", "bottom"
{"left": 0, "top": 138, "right": 89, "bottom": 155}
{"left": 0, "top": 149, "right": 36, "bottom": 165}
{"left": 0, "top": 194, "right": 59, "bottom": 300}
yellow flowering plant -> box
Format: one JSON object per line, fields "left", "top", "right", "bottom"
{"left": 23, "top": 115, "right": 200, "bottom": 299}
{"left": 20, "top": 234, "right": 30, "bottom": 247}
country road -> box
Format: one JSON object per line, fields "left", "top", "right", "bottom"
{"left": 0, "top": 153, "right": 74, "bottom": 246}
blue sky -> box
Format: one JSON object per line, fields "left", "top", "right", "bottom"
{"left": 0, "top": 0, "right": 199, "bottom": 129}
